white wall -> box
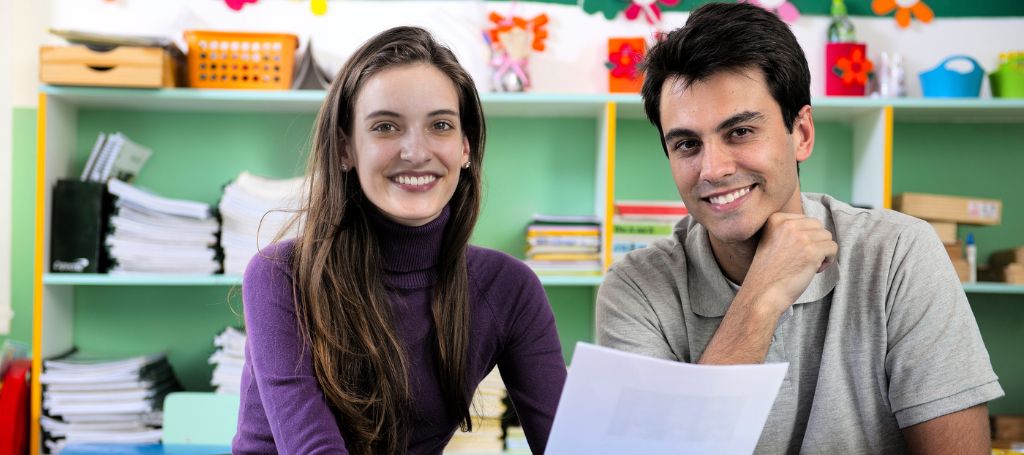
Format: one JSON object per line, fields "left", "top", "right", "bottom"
{"left": 49, "top": 0, "right": 1024, "bottom": 97}
{"left": 0, "top": 0, "right": 14, "bottom": 334}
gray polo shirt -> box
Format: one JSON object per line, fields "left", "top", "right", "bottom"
{"left": 597, "top": 193, "right": 1003, "bottom": 453}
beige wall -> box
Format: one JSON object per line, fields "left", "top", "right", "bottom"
{"left": 1, "top": 0, "right": 50, "bottom": 334}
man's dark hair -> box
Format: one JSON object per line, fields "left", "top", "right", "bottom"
{"left": 640, "top": 2, "right": 811, "bottom": 154}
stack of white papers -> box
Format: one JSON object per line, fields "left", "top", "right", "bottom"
{"left": 218, "top": 172, "right": 305, "bottom": 275}
{"left": 208, "top": 327, "right": 246, "bottom": 394}
{"left": 39, "top": 353, "right": 180, "bottom": 453}
{"left": 446, "top": 368, "right": 506, "bottom": 454}
{"left": 105, "top": 179, "right": 220, "bottom": 274}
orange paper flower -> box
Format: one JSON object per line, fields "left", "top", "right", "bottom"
{"left": 487, "top": 13, "right": 550, "bottom": 53}
{"left": 872, "top": 0, "right": 934, "bottom": 28}
{"left": 835, "top": 48, "right": 873, "bottom": 86}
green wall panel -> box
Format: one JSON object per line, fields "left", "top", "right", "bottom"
{"left": 614, "top": 118, "right": 853, "bottom": 204}
{"left": 892, "top": 121, "right": 1024, "bottom": 415}
{"left": 475, "top": 117, "right": 597, "bottom": 256}
{"left": 2, "top": 108, "right": 38, "bottom": 348}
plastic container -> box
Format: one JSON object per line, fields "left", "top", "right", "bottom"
{"left": 989, "top": 53, "right": 1024, "bottom": 98}
{"left": 184, "top": 30, "right": 298, "bottom": 90}
{"left": 918, "top": 55, "right": 984, "bottom": 98}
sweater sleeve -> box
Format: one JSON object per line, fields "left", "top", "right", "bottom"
{"left": 235, "top": 246, "right": 350, "bottom": 454}
{"left": 492, "top": 258, "right": 568, "bottom": 455}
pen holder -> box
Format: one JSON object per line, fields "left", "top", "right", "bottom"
{"left": 825, "top": 42, "right": 871, "bottom": 97}
{"left": 50, "top": 179, "right": 110, "bottom": 273}
{"left": 990, "top": 56, "right": 1024, "bottom": 98}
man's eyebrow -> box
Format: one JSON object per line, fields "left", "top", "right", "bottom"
{"left": 663, "top": 128, "right": 698, "bottom": 145}
{"left": 716, "top": 111, "right": 765, "bottom": 132}
{"left": 662, "top": 111, "right": 766, "bottom": 144}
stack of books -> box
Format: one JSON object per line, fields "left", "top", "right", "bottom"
{"left": 504, "top": 425, "right": 529, "bottom": 454}
{"left": 39, "top": 353, "right": 181, "bottom": 453}
{"left": 611, "top": 200, "right": 687, "bottom": 263}
{"left": 208, "top": 326, "right": 247, "bottom": 394}
{"left": 445, "top": 369, "right": 507, "bottom": 454}
{"left": 105, "top": 179, "right": 220, "bottom": 274}
{"left": 218, "top": 172, "right": 305, "bottom": 275}
{"left": 524, "top": 215, "right": 602, "bottom": 276}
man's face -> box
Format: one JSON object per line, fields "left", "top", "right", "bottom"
{"left": 658, "top": 67, "right": 812, "bottom": 244}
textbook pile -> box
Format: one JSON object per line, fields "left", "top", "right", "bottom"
{"left": 218, "top": 172, "right": 305, "bottom": 275}
{"left": 611, "top": 200, "right": 687, "bottom": 263}
{"left": 39, "top": 352, "right": 181, "bottom": 453}
{"left": 105, "top": 179, "right": 220, "bottom": 274}
{"left": 524, "top": 215, "right": 602, "bottom": 276}
{"left": 445, "top": 369, "right": 507, "bottom": 453}
{"left": 208, "top": 326, "right": 247, "bottom": 394}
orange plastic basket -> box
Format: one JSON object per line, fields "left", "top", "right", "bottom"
{"left": 184, "top": 30, "right": 298, "bottom": 90}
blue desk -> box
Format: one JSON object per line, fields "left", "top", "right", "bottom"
{"left": 61, "top": 443, "right": 231, "bottom": 455}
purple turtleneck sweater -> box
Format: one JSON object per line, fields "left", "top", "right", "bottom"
{"left": 233, "top": 207, "right": 568, "bottom": 454}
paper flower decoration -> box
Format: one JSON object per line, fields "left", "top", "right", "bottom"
{"left": 487, "top": 13, "right": 550, "bottom": 55}
{"left": 872, "top": 0, "right": 934, "bottom": 28}
{"left": 740, "top": 0, "right": 800, "bottom": 23}
{"left": 833, "top": 47, "right": 873, "bottom": 86}
{"left": 623, "top": 0, "right": 680, "bottom": 25}
{"left": 225, "top": 0, "right": 257, "bottom": 11}
{"left": 606, "top": 42, "right": 644, "bottom": 80}
{"left": 485, "top": 13, "right": 550, "bottom": 91}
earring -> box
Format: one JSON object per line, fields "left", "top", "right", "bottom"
{"left": 341, "top": 163, "right": 349, "bottom": 172}
{"left": 462, "top": 161, "right": 471, "bottom": 169}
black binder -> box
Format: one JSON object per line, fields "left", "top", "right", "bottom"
{"left": 50, "top": 179, "right": 108, "bottom": 273}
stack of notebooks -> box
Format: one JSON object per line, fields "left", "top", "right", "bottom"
{"left": 208, "top": 326, "right": 247, "bottom": 394}
{"left": 445, "top": 369, "right": 507, "bottom": 454}
{"left": 79, "top": 132, "right": 153, "bottom": 183}
{"left": 39, "top": 353, "right": 181, "bottom": 453}
{"left": 106, "top": 179, "right": 220, "bottom": 274}
{"left": 218, "top": 172, "right": 305, "bottom": 275}
{"left": 524, "top": 215, "right": 602, "bottom": 276}
{"left": 611, "top": 200, "right": 687, "bottom": 263}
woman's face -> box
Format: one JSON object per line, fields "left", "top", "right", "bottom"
{"left": 348, "top": 63, "right": 470, "bottom": 227}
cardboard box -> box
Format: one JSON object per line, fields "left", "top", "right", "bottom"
{"left": 40, "top": 45, "right": 183, "bottom": 88}
{"left": 928, "top": 221, "right": 958, "bottom": 245}
{"left": 945, "top": 242, "right": 963, "bottom": 260}
{"left": 993, "top": 263, "right": 1024, "bottom": 284}
{"left": 993, "top": 415, "right": 1024, "bottom": 440}
{"left": 991, "top": 247, "right": 1024, "bottom": 268}
{"left": 951, "top": 257, "right": 971, "bottom": 283}
{"left": 893, "top": 193, "right": 1002, "bottom": 225}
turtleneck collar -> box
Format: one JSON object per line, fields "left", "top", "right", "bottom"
{"left": 367, "top": 204, "right": 450, "bottom": 289}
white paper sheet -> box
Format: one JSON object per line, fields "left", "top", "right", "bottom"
{"left": 547, "top": 343, "right": 789, "bottom": 455}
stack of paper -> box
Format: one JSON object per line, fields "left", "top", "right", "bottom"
{"left": 445, "top": 368, "right": 507, "bottom": 453}
{"left": 39, "top": 353, "right": 181, "bottom": 454}
{"left": 208, "top": 327, "right": 246, "bottom": 394}
{"left": 524, "top": 215, "right": 602, "bottom": 276}
{"left": 611, "top": 201, "right": 686, "bottom": 263}
{"left": 218, "top": 172, "right": 305, "bottom": 275}
{"left": 80, "top": 132, "right": 152, "bottom": 183}
{"left": 105, "top": 179, "right": 220, "bottom": 275}
{"left": 503, "top": 425, "right": 529, "bottom": 454}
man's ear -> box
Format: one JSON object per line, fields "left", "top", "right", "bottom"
{"left": 793, "top": 105, "right": 815, "bottom": 163}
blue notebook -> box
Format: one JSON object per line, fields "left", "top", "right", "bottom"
{"left": 61, "top": 443, "right": 231, "bottom": 455}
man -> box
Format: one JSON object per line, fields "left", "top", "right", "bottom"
{"left": 596, "top": 3, "right": 1003, "bottom": 453}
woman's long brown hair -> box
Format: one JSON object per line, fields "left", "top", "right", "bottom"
{"left": 290, "top": 26, "right": 485, "bottom": 454}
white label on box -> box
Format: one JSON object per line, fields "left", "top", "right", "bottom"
{"left": 967, "top": 200, "right": 998, "bottom": 220}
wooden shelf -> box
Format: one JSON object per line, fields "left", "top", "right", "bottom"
{"left": 42, "top": 272, "right": 604, "bottom": 287}
{"left": 963, "top": 282, "right": 1024, "bottom": 295}
{"left": 41, "top": 85, "right": 1024, "bottom": 122}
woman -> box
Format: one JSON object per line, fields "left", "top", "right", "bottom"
{"left": 233, "top": 26, "right": 567, "bottom": 455}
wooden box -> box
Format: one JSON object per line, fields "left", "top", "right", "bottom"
{"left": 893, "top": 192, "right": 1002, "bottom": 225}
{"left": 40, "top": 45, "right": 182, "bottom": 88}
{"left": 991, "top": 247, "right": 1024, "bottom": 268}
